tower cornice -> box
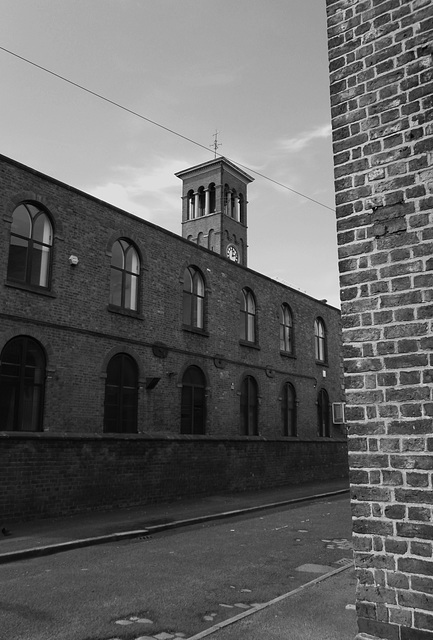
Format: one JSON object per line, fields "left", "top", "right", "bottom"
{"left": 175, "top": 156, "right": 254, "bottom": 184}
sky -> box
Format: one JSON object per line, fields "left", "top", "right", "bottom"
{"left": 0, "top": 0, "right": 340, "bottom": 308}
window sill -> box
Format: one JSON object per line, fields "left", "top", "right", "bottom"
{"left": 107, "top": 304, "right": 143, "bottom": 319}
{"left": 280, "top": 350, "right": 296, "bottom": 359}
{"left": 182, "top": 325, "right": 209, "bottom": 337}
{"left": 5, "top": 280, "right": 56, "bottom": 298}
{"left": 239, "top": 339, "right": 260, "bottom": 350}
{"left": 315, "top": 360, "right": 329, "bottom": 367}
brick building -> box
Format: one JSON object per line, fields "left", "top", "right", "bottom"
{"left": 0, "top": 153, "right": 346, "bottom": 520}
{"left": 327, "top": 1, "right": 433, "bottom": 639}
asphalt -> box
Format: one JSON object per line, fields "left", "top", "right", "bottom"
{"left": 0, "top": 478, "right": 359, "bottom": 640}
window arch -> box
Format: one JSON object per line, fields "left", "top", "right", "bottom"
{"left": 103, "top": 353, "right": 138, "bottom": 433}
{"left": 110, "top": 239, "right": 140, "bottom": 311}
{"left": 317, "top": 388, "right": 330, "bottom": 438}
{"left": 280, "top": 304, "right": 293, "bottom": 354}
{"left": 7, "top": 203, "right": 53, "bottom": 289}
{"left": 282, "top": 382, "right": 297, "bottom": 437}
{"left": 0, "top": 336, "right": 46, "bottom": 431}
{"left": 240, "top": 375, "right": 258, "bottom": 435}
{"left": 314, "top": 317, "right": 327, "bottom": 363}
{"left": 240, "top": 288, "right": 256, "bottom": 343}
{"left": 181, "top": 365, "right": 206, "bottom": 434}
{"left": 183, "top": 266, "right": 205, "bottom": 329}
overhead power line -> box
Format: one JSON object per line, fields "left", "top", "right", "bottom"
{"left": 0, "top": 45, "right": 336, "bottom": 213}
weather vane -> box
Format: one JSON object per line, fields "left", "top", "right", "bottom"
{"left": 210, "top": 130, "right": 222, "bottom": 158}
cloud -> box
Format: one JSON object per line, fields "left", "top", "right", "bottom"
{"left": 87, "top": 158, "right": 185, "bottom": 234}
{"left": 279, "top": 123, "right": 332, "bottom": 152}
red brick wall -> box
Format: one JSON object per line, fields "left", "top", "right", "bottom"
{"left": 327, "top": 1, "right": 433, "bottom": 638}
{"left": 0, "top": 433, "right": 348, "bottom": 521}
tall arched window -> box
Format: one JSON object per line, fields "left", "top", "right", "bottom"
{"left": 240, "top": 375, "right": 258, "bottom": 435}
{"left": 208, "top": 183, "right": 216, "bottom": 213}
{"left": 224, "top": 184, "right": 230, "bottom": 216}
{"left": 104, "top": 353, "right": 138, "bottom": 433}
{"left": 110, "top": 239, "right": 140, "bottom": 311}
{"left": 282, "top": 382, "right": 297, "bottom": 437}
{"left": 7, "top": 203, "right": 53, "bottom": 289}
{"left": 183, "top": 267, "right": 205, "bottom": 329}
{"left": 239, "top": 193, "right": 245, "bottom": 224}
{"left": 280, "top": 304, "right": 293, "bottom": 354}
{"left": 317, "top": 388, "right": 330, "bottom": 438}
{"left": 0, "top": 337, "right": 46, "bottom": 431}
{"left": 198, "top": 187, "right": 205, "bottom": 217}
{"left": 181, "top": 366, "right": 206, "bottom": 434}
{"left": 187, "top": 190, "right": 195, "bottom": 220}
{"left": 240, "top": 288, "right": 256, "bottom": 343}
{"left": 314, "top": 317, "right": 327, "bottom": 363}
{"left": 231, "top": 189, "right": 237, "bottom": 219}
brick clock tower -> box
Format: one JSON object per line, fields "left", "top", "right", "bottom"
{"left": 175, "top": 157, "right": 254, "bottom": 267}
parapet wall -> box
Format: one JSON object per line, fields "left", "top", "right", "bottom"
{"left": 326, "top": 1, "right": 433, "bottom": 639}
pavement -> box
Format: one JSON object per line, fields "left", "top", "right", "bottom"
{"left": 0, "top": 477, "right": 359, "bottom": 639}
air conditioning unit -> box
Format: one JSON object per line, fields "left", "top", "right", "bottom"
{"left": 332, "top": 402, "right": 345, "bottom": 424}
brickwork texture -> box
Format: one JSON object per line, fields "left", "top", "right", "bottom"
{"left": 326, "top": 1, "right": 433, "bottom": 639}
{"left": 0, "top": 433, "right": 348, "bottom": 520}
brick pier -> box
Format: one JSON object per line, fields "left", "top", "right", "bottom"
{"left": 326, "top": 1, "right": 433, "bottom": 638}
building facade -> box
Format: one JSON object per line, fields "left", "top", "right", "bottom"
{"left": 0, "top": 153, "right": 347, "bottom": 520}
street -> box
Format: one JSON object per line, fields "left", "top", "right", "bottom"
{"left": 0, "top": 495, "right": 353, "bottom": 640}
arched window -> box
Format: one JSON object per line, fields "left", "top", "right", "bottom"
{"left": 240, "top": 288, "right": 256, "bottom": 343}
{"left": 183, "top": 267, "right": 205, "bottom": 329}
{"left": 239, "top": 193, "right": 245, "bottom": 224}
{"left": 317, "top": 388, "right": 330, "bottom": 438}
{"left": 103, "top": 353, "right": 138, "bottom": 433}
{"left": 7, "top": 203, "right": 53, "bottom": 289}
{"left": 314, "top": 317, "right": 327, "bottom": 363}
{"left": 282, "top": 382, "right": 297, "bottom": 437}
{"left": 187, "top": 190, "right": 195, "bottom": 220}
{"left": 224, "top": 184, "right": 230, "bottom": 216}
{"left": 240, "top": 375, "right": 258, "bottom": 435}
{"left": 208, "top": 183, "right": 216, "bottom": 213}
{"left": 231, "top": 189, "right": 237, "bottom": 219}
{"left": 198, "top": 187, "right": 205, "bottom": 217}
{"left": 208, "top": 229, "right": 215, "bottom": 252}
{"left": 110, "top": 239, "right": 140, "bottom": 311}
{"left": 181, "top": 366, "right": 206, "bottom": 434}
{"left": 280, "top": 304, "right": 293, "bottom": 354}
{"left": 0, "top": 337, "right": 46, "bottom": 431}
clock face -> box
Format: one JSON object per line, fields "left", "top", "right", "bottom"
{"left": 226, "top": 245, "right": 239, "bottom": 262}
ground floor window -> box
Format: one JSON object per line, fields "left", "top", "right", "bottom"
{"left": 240, "top": 375, "right": 258, "bottom": 435}
{"left": 181, "top": 366, "right": 206, "bottom": 434}
{"left": 282, "top": 382, "right": 297, "bottom": 436}
{"left": 317, "top": 388, "right": 330, "bottom": 437}
{"left": 0, "top": 336, "right": 46, "bottom": 431}
{"left": 104, "top": 353, "right": 138, "bottom": 433}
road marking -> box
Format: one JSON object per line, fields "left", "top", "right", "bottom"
{"left": 185, "top": 562, "right": 354, "bottom": 640}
